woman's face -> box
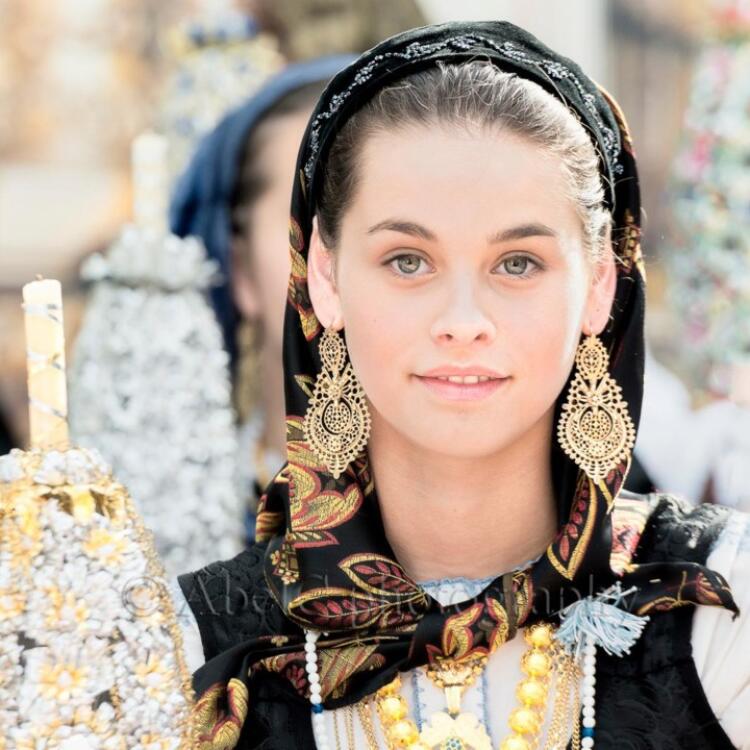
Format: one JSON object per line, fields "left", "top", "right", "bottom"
{"left": 232, "top": 110, "right": 311, "bottom": 356}
{"left": 308, "top": 124, "right": 615, "bottom": 458}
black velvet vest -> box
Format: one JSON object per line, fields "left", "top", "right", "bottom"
{"left": 180, "top": 494, "right": 738, "bottom": 749}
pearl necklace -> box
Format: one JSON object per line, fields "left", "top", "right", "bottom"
{"left": 580, "top": 634, "right": 596, "bottom": 749}
{"left": 305, "top": 630, "right": 329, "bottom": 749}
{"left": 304, "top": 627, "right": 597, "bottom": 750}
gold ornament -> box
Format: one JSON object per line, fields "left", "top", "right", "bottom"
{"left": 425, "top": 654, "right": 488, "bottom": 717}
{"left": 303, "top": 327, "right": 371, "bottom": 479}
{"left": 370, "top": 622, "right": 583, "bottom": 750}
{"left": 422, "top": 654, "right": 493, "bottom": 750}
{"left": 557, "top": 335, "right": 635, "bottom": 482}
{"left": 357, "top": 700, "right": 382, "bottom": 750}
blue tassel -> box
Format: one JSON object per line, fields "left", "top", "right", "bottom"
{"left": 556, "top": 583, "right": 650, "bottom": 657}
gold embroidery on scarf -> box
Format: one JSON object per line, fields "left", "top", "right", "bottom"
{"left": 439, "top": 603, "right": 484, "bottom": 661}
{"left": 339, "top": 553, "right": 425, "bottom": 601}
{"left": 546, "top": 477, "right": 598, "bottom": 581}
{"left": 598, "top": 478, "right": 615, "bottom": 511}
{"left": 618, "top": 209, "right": 646, "bottom": 279}
{"left": 288, "top": 242, "right": 321, "bottom": 341}
{"left": 290, "top": 483, "right": 363, "bottom": 535}
{"left": 284, "top": 423, "right": 364, "bottom": 545}
{"left": 294, "top": 374, "right": 316, "bottom": 400}
{"left": 513, "top": 571, "right": 534, "bottom": 626}
{"left": 287, "top": 586, "right": 392, "bottom": 630}
{"left": 318, "top": 644, "right": 385, "bottom": 700}
{"left": 636, "top": 570, "right": 690, "bottom": 616}
{"left": 487, "top": 596, "right": 510, "bottom": 651}
{"left": 194, "top": 678, "right": 249, "bottom": 750}
{"left": 255, "top": 511, "right": 284, "bottom": 543}
{"left": 270, "top": 540, "right": 300, "bottom": 584}
{"left": 609, "top": 492, "right": 654, "bottom": 575}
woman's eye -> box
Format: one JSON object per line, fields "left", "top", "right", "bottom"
{"left": 387, "top": 254, "right": 430, "bottom": 276}
{"left": 496, "top": 254, "right": 540, "bottom": 278}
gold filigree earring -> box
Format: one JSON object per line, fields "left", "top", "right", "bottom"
{"left": 557, "top": 334, "right": 635, "bottom": 482}
{"left": 303, "top": 327, "right": 371, "bottom": 479}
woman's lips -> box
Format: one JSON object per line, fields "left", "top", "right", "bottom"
{"left": 414, "top": 373, "right": 509, "bottom": 401}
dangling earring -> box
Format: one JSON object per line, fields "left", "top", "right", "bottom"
{"left": 557, "top": 334, "right": 635, "bottom": 482}
{"left": 303, "top": 327, "right": 371, "bottom": 479}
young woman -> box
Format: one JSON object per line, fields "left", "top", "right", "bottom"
{"left": 179, "top": 22, "right": 749, "bottom": 749}
{"left": 171, "top": 56, "right": 353, "bottom": 539}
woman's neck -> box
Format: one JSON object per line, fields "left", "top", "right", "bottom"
{"left": 368, "top": 409, "right": 558, "bottom": 582}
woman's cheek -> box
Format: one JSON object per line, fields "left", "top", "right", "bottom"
{"left": 510, "top": 287, "right": 578, "bottom": 393}
{"left": 343, "top": 301, "right": 411, "bottom": 408}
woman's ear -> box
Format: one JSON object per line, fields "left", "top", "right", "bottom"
{"left": 583, "top": 248, "right": 617, "bottom": 336}
{"left": 307, "top": 216, "right": 345, "bottom": 330}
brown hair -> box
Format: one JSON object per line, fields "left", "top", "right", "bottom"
{"left": 317, "top": 61, "right": 611, "bottom": 262}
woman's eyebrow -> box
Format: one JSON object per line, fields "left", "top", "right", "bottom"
{"left": 366, "top": 219, "right": 436, "bottom": 241}
{"left": 488, "top": 223, "right": 558, "bottom": 242}
{"left": 365, "top": 219, "right": 558, "bottom": 243}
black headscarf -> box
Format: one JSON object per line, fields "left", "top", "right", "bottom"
{"left": 192, "top": 20, "right": 737, "bottom": 724}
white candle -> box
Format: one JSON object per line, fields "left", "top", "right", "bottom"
{"left": 22, "top": 279, "right": 69, "bottom": 450}
{"left": 131, "top": 131, "right": 169, "bottom": 236}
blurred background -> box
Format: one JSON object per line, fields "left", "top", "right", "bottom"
{"left": 1, "top": 0, "right": 749, "bottom": 449}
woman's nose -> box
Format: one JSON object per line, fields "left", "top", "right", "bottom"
{"left": 429, "top": 277, "right": 497, "bottom": 346}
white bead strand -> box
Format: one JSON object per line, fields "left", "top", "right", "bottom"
{"left": 305, "top": 629, "right": 332, "bottom": 750}
{"left": 580, "top": 634, "right": 597, "bottom": 749}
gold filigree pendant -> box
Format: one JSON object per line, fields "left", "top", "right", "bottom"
{"left": 557, "top": 335, "right": 635, "bottom": 482}
{"left": 303, "top": 327, "right": 371, "bottom": 479}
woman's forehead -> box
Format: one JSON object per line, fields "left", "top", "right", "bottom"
{"left": 350, "top": 125, "right": 579, "bottom": 233}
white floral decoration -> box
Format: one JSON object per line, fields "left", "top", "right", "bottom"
{"left": 69, "top": 226, "right": 245, "bottom": 578}
{"left": 0, "top": 447, "right": 196, "bottom": 747}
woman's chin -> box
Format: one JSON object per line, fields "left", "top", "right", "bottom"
{"left": 401, "top": 426, "right": 518, "bottom": 460}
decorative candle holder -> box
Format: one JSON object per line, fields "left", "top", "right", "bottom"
{"left": 0, "top": 280, "right": 197, "bottom": 748}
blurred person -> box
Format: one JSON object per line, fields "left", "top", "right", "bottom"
{"left": 171, "top": 56, "right": 354, "bottom": 542}
{"left": 176, "top": 23, "right": 749, "bottom": 748}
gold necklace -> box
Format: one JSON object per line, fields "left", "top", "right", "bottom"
{"left": 333, "top": 700, "right": 381, "bottom": 750}
{"left": 373, "top": 623, "right": 582, "bottom": 750}
{"left": 357, "top": 700, "right": 381, "bottom": 750}
{"left": 333, "top": 706, "right": 343, "bottom": 750}
{"left": 345, "top": 703, "right": 356, "bottom": 749}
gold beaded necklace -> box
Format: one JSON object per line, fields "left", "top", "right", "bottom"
{"left": 373, "top": 624, "right": 582, "bottom": 750}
